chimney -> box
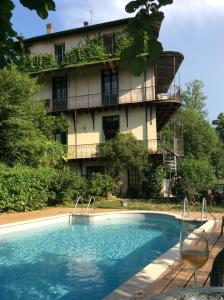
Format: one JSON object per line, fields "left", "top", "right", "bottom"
{"left": 46, "top": 23, "right": 53, "bottom": 34}
{"left": 84, "top": 21, "right": 89, "bottom": 27}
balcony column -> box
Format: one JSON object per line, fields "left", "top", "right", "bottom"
{"left": 146, "top": 105, "right": 157, "bottom": 152}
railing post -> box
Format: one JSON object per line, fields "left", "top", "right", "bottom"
{"left": 182, "top": 197, "right": 189, "bottom": 220}
{"left": 201, "top": 197, "right": 207, "bottom": 221}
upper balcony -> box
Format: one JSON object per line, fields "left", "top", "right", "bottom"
{"left": 46, "top": 85, "right": 181, "bottom": 131}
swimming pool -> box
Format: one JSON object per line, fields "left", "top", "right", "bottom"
{"left": 0, "top": 213, "right": 195, "bottom": 300}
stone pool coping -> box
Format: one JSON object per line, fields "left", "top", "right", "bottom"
{"left": 0, "top": 211, "right": 218, "bottom": 300}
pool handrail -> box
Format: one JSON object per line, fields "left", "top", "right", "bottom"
{"left": 72, "top": 195, "right": 84, "bottom": 215}
{"left": 84, "top": 196, "right": 96, "bottom": 214}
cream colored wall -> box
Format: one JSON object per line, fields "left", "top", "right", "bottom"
{"left": 29, "top": 25, "right": 126, "bottom": 55}
{"left": 68, "top": 105, "right": 157, "bottom": 146}
{"left": 36, "top": 62, "right": 155, "bottom": 103}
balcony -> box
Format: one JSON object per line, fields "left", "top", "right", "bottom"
{"left": 46, "top": 85, "right": 181, "bottom": 113}
{"left": 66, "top": 139, "right": 183, "bottom": 160}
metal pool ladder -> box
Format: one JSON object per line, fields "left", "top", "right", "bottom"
{"left": 69, "top": 196, "right": 84, "bottom": 224}
{"left": 201, "top": 197, "right": 207, "bottom": 221}
{"left": 84, "top": 196, "right": 96, "bottom": 214}
{"left": 182, "top": 196, "right": 189, "bottom": 220}
{"left": 69, "top": 195, "right": 96, "bottom": 224}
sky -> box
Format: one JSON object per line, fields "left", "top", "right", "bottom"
{"left": 12, "top": 0, "right": 224, "bottom": 122}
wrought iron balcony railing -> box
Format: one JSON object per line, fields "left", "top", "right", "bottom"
{"left": 46, "top": 85, "right": 181, "bottom": 112}
{"left": 66, "top": 138, "right": 183, "bottom": 160}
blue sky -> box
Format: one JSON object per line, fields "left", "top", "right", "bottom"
{"left": 12, "top": 0, "right": 224, "bottom": 122}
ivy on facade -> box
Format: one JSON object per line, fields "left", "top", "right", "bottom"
{"left": 17, "top": 32, "right": 132, "bottom": 74}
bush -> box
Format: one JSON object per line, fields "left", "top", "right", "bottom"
{"left": 48, "top": 167, "right": 87, "bottom": 205}
{"left": 88, "top": 173, "right": 117, "bottom": 198}
{"left": 142, "top": 163, "right": 166, "bottom": 199}
{"left": 0, "top": 164, "right": 54, "bottom": 212}
{"left": 176, "top": 158, "right": 215, "bottom": 201}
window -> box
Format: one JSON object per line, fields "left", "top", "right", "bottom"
{"left": 52, "top": 76, "right": 67, "bottom": 110}
{"left": 103, "top": 115, "right": 119, "bottom": 141}
{"left": 55, "top": 44, "right": 65, "bottom": 64}
{"left": 101, "top": 69, "right": 118, "bottom": 105}
{"left": 86, "top": 166, "right": 105, "bottom": 180}
{"left": 103, "top": 33, "right": 116, "bottom": 54}
{"left": 54, "top": 132, "right": 67, "bottom": 145}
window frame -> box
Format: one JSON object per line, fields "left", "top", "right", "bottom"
{"left": 102, "top": 115, "right": 120, "bottom": 141}
{"left": 103, "top": 33, "right": 116, "bottom": 54}
{"left": 101, "top": 68, "right": 118, "bottom": 105}
{"left": 55, "top": 43, "right": 65, "bottom": 64}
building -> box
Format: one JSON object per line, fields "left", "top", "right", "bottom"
{"left": 21, "top": 18, "right": 184, "bottom": 195}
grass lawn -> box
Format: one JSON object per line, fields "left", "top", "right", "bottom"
{"left": 63, "top": 198, "right": 224, "bottom": 213}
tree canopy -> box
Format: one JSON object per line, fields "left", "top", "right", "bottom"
{"left": 0, "top": 0, "right": 55, "bottom": 68}
{"left": 0, "top": 67, "right": 67, "bottom": 167}
{"left": 182, "top": 80, "right": 208, "bottom": 118}
{"left": 123, "top": 0, "right": 173, "bottom": 75}
{"left": 97, "top": 133, "right": 148, "bottom": 181}
{"left": 213, "top": 113, "right": 224, "bottom": 142}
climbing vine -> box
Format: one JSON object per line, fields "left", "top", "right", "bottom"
{"left": 17, "top": 32, "right": 133, "bottom": 73}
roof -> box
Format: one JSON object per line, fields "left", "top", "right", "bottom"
{"left": 24, "top": 18, "right": 130, "bottom": 44}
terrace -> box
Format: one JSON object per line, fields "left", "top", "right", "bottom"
{"left": 67, "top": 138, "right": 184, "bottom": 160}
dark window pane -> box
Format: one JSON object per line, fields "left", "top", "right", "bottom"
{"left": 103, "top": 33, "right": 116, "bottom": 54}
{"left": 103, "top": 115, "right": 119, "bottom": 140}
{"left": 102, "top": 69, "right": 118, "bottom": 105}
{"left": 52, "top": 76, "right": 67, "bottom": 111}
{"left": 55, "top": 44, "right": 65, "bottom": 64}
{"left": 54, "top": 132, "right": 67, "bottom": 145}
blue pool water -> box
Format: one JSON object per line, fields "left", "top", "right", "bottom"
{"left": 0, "top": 214, "right": 182, "bottom": 300}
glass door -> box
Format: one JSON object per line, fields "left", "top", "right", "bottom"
{"left": 52, "top": 76, "right": 67, "bottom": 111}
{"left": 101, "top": 69, "right": 118, "bottom": 105}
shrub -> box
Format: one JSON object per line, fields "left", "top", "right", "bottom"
{"left": 88, "top": 173, "right": 117, "bottom": 198}
{"left": 176, "top": 158, "right": 215, "bottom": 201}
{"left": 48, "top": 167, "right": 87, "bottom": 205}
{"left": 142, "top": 163, "right": 166, "bottom": 199}
{"left": 97, "top": 133, "right": 148, "bottom": 181}
{"left": 0, "top": 164, "right": 54, "bottom": 212}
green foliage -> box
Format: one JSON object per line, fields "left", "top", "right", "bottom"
{"left": 19, "top": 0, "right": 55, "bottom": 19}
{"left": 161, "top": 80, "right": 218, "bottom": 161}
{"left": 213, "top": 112, "right": 224, "bottom": 142}
{"left": 182, "top": 80, "right": 208, "bottom": 118}
{"left": 0, "top": 164, "right": 54, "bottom": 212}
{"left": 97, "top": 133, "right": 148, "bottom": 180}
{"left": 17, "top": 33, "right": 133, "bottom": 73}
{"left": 183, "top": 108, "right": 218, "bottom": 160}
{"left": 88, "top": 173, "right": 117, "bottom": 198}
{"left": 48, "top": 167, "right": 87, "bottom": 205}
{"left": 0, "top": 67, "right": 67, "bottom": 167}
{"left": 176, "top": 158, "right": 215, "bottom": 201}
{"left": 0, "top": 0, "right": 55, "bottom": 68}
{"left": 210, "top": 144, "right": 224, "bottom": 179}
{"left": 17, "top": 53, "right": 57, "bottom": 73}
{"left": 142, "top": 163, "right": 166, "bottom": 199}
{"left": 123, "top": 0, "right": 173, "bottom": 74}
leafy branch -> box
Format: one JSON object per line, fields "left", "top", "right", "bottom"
{"left": 123, "top": 0, "right": 173, "bottom": 75}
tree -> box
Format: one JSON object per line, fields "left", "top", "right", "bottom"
{"left": 97, "top": 133, "right": 148, "bottom": 181}
{"left": 177, "top": 158, "right": 215, "bottom": 202}
{"left": 182, "top": 108, "right": 218, "bottom": 160}
{"left": 142, "top": 162, "right": 166, "bottom": 199}
{"left": 123, "top": 0, "right": 173, "bottom": 75}
{"left": 182, "top": 80, "right": 208, "bottom": 118}
{"left": 0, "top": 0, "right": 55, "bottom": 68}
{"left": 210, "top": 144, "right": 224, "bottom": 179}
{"left": 212, "top": 113, "right": 224, "bottom": 142}
{"left": 0, "top": 67, "right": 67, "bottom": 167}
